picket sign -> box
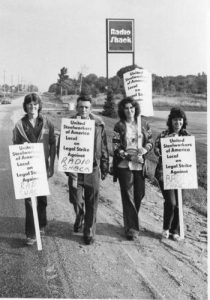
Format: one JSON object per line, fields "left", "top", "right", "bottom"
{"left": 160, "top": 136, "right": 198, "bottom": 240}
{"left": 178, "top": 189, "right": 184, "bottom": 239}
{"left": 31, "top": 197, "right": 42, "bottom": 250}
{"left": 9, "top": 143, "right": 50, "bottom": 251}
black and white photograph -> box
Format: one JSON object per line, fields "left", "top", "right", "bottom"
{"left": 0, "top": 0, "right": 207, "bottom": 298}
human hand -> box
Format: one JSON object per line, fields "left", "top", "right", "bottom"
{"left": 101, "top": 173, "right": 107, "bottom": 180}
{"left": 155, "top": 149, "right": 162, "bottom": 157}
{"left": 138, "top": 147, "right": 147, "bottom": 155}
{"left": 131, "top": 155, "right": 144, "bottom": 164}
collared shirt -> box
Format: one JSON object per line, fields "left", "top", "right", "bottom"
{"left": 21, "top": 114, "right": 43, "bottom": 143}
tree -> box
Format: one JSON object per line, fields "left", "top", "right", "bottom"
{"left": 109, "top": 76, "right": 122, "bottom": 94}
{"left": 96, "top": 76, "right": 107, "bottom": 93}
{"left": 57, "top": 67, "right": 69, "bottom": 95}
{"left": 48, "top": 83, "right": 58, "bottom": 93}
{"left": 152, "top": 75, "right": 164, "bottom": 94}
{"left": 102, "top": 89, "right": 117, "bottom": 118}
{"left": 57, "top": 67, "right": 69, "bottom": 83}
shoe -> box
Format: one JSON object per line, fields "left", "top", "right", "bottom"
{"left": 162, "top": 230, "right": 169, "bottom": 239}
{"left": 172, "top": 234, "right": 181, "bottom": 241}
{"left": 26, "top": 237, "right": 36, "bottom": 246}
{"left": 126, "top": 229, "right": 139, "bottom": 241}
{"left": 74, "top": 214, "right": 84, "bottom": 233}
{"left": 83, "top": 235, "right": 94, "bottom": 245}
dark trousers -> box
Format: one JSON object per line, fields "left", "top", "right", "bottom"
{"left": 118, "top": 168, "right": 145, "bottom": 233}
{"left": 159, "top": 182, "right": 179, "bottom": 234}
{"left": 25, "top": 196, "right": 47, "bottom": 238}
{"left": 68, "top": 167, "right": 100, "bottom": 237}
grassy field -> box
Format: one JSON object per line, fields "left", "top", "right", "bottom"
{"left": 42, "top": 94, "right": 207, "bottom": 216}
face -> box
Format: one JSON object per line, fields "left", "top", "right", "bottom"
{"left": 124, "top": 103, "right": 135, "bottom": 121}
{"left": 172, "top": 117, "right": 184, "bottom": 133}
{"left": 26, "top": 101, "right": 39, "bottom": 116}
{"left": 77, "top": 100, "right": 91, "bottom": 119}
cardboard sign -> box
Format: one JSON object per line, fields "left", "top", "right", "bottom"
{"left": 9, "top": 143, "right": 50, "bottom": 199}
{"left": 58, "top": 118, "right": 95, "bottom": 173}
{"left": 161, "top": 136, "right": 198, "bottom": 190}
{"left": 123, "top": 68, "right": 153, "bottom": 116}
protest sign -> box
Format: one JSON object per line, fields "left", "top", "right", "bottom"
{"left": 9, "top": 143, "right": 49, "bottom": 250}
{"left": 9, "top": 143, "right": 50, "bottom": 199}
{"left": 58, "top": 118, "right": 95, "bottom": 173}
{"left": 161, "top": 136, "right": 198, "bottom": 190}
{"left": 123, "top": 68, "right": 153, "bottom": 116}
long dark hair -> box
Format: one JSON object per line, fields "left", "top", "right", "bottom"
{"left": 23, "top": 93, "right": 42, "bottom": 113}
{"left": 167, "top": 107, "right": 188, "bottom": 133}
{"left": 118, "top": 97, "right": 140, "bottom": 121}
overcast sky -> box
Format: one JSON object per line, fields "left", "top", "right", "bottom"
{"left": 0, "top": 0, "right": 208, "bottom": 91}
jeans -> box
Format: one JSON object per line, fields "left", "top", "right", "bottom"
{"left": 68, "top": 167, "right": 100, "bottom": 238}
{"left": 25, "top": 196, "right": 47, "bottom": 238}
{"left": 118, "top": 168, "right": 145, "bottom": 233}
{"left": 159, "top": 182, "right": 179, "bottom": 234}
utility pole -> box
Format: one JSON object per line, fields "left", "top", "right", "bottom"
{"left": 3, "top": 70, "right": 6, "bottom": 99}
{"left": 11, "top": 74, "right": 13, "bottom": 98}
{"left": 79, "top": 65, "right": 88, "bottom": 93}
{"left": 17, "top": 75, "right": 19, "bottom": 93}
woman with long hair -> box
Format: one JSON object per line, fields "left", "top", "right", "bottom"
{"left": 112, "top": 97, "right": 153, "bottom": 240}
{"left": 154, "top": 107, "right": 190, "bottom": 241}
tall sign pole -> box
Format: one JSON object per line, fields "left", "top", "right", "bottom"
{"left": 106, "top": 19, "right": 109, "bottom": 88}
{"left": 106, "top": 18, "right": 135, "bottom": 89}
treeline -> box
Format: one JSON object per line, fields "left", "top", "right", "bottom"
{"left": 152, "top": 72, "right": 207, "bottom": 95}
{"left": 48, "top": 66, "right": 207, "bottom": 97}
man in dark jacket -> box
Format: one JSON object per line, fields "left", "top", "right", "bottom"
{"left": 58, "top": 94, "right": 109, "bottom": 244}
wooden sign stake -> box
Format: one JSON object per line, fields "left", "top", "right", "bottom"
{"left": 31, "top": 197, "right": 42, "bottom": 251}
{"left": 178, "top": 189, "right": 184, "bottom": 239}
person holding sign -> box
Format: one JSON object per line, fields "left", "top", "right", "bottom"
{"left": 154, "top": 107, "right": 191, "bottom": 241}
{"left": 58, "top": 94, "right": 109, "bottom": 245}
{"left": 13, "top": 93, "right": 56, "bottom": 245}
{"left": 111, "top": 97, "right": 153, "bottom": 240}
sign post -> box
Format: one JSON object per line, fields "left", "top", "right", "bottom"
{"left": 161, "top": 136, "right": 198, "bottom": 239}
{"left": 178, "top": 189, "right": 184, "bottom": 239}
{"left": 31, "top": 196, "right": 42, "bottom": 250}
{"left": 106, "top": 18, "right": 134, "bottom": 87}
{"left": 9, "top": 143, "right": 50, "bottom": 251}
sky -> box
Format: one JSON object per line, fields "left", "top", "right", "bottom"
{"left": 0, "top": 0, "right": 208, "bottom": 91}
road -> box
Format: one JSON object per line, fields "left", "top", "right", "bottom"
{"left": 0, "top": 97, "right": 207, "bottom": 298}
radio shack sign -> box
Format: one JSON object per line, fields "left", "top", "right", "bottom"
{"left": 107, "top": 19, "right": 134, "bottom": 53}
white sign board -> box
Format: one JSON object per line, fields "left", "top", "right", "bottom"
{"left": 161, "top": 136, "right": 198, "bottom": 190}
{"left": 9, "top": 143, "right": 50, "bottom": 199}
{"left": 58, "top": 118, "right": 95, "bottom": 173}
{"left": 123, "top": 68, "right": 153, "bottom": 116}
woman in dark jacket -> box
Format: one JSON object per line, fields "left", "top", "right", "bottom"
{"left": 154, "top": 107, "right": 191, "bottom": 241}
{"left": 112, "top": 97, "right": 153, "bottom": 240}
